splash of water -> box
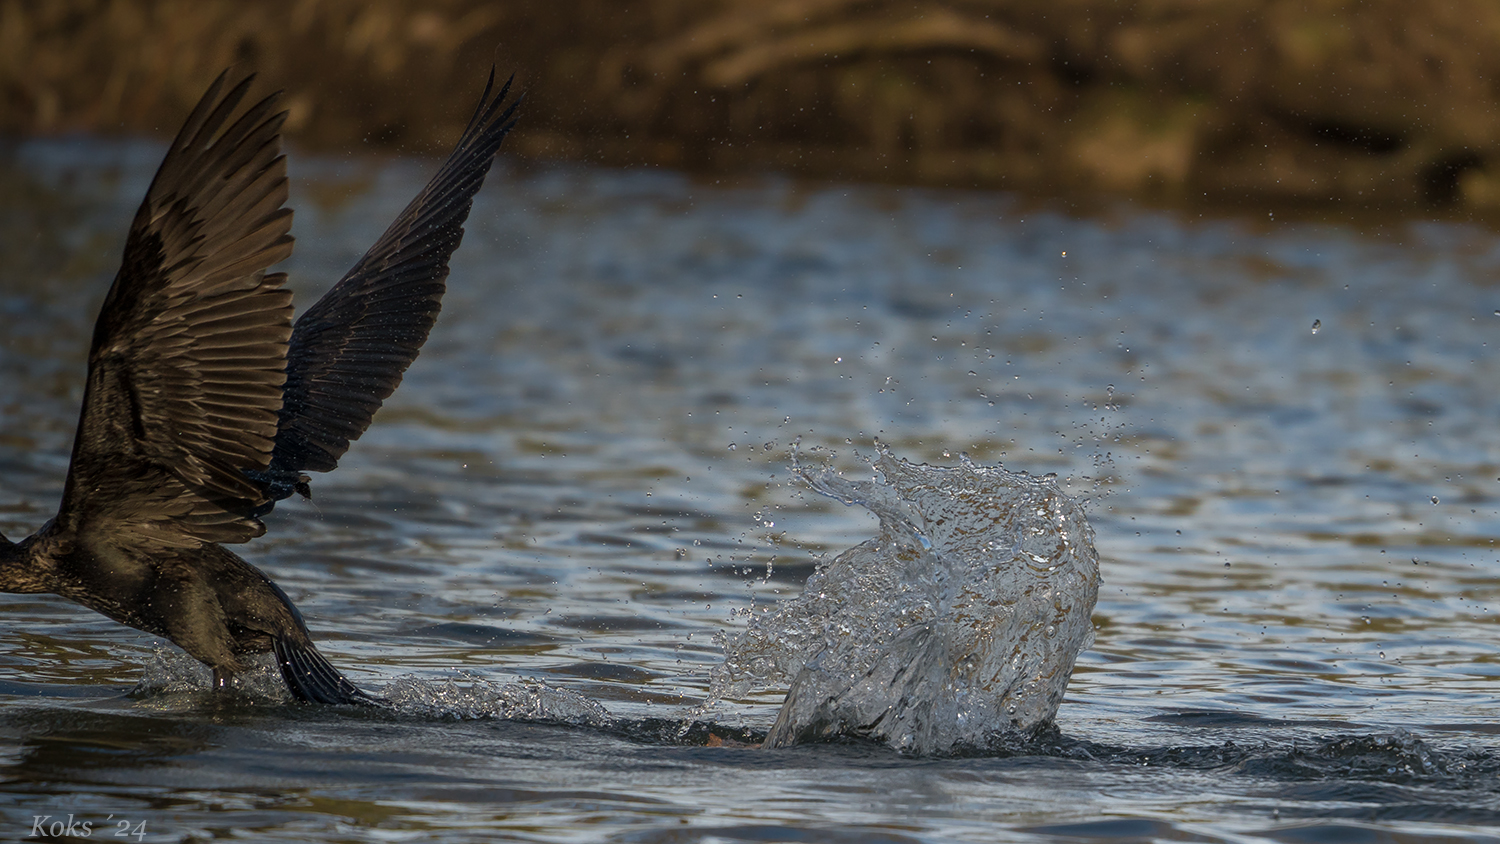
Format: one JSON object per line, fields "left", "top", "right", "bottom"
{"left": 710, "top": 444, "right": 1100, "bottom": 754}
{"left": 134, "top": 648, "right": 291, "bottom": 702}
{"left": 135, "top": 648, "right": 609, "bottom": 726}
{"left": 381, "top": 674, "right": 611, "bottom": 725}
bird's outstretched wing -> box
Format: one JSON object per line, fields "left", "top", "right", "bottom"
{"left": 58, "top": 70, "right": 294, "bottom": 548}
{"left": 258, "top": 71, "right": 520, "bottom": 501}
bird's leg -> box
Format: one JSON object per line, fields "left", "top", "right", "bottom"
{"left": 212, "top": 666, "right": 235, "bottom": 692}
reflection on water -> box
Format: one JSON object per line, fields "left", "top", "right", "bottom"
{"left": 712, "top": 444, "right": 1099, "bottom": 754}
{"left": 2, "top": 136, "right": 1500, "bottom": 841}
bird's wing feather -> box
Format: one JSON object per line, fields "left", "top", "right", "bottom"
{"left": 264, "top": 71, "right": 519, "bottom": 489}
{"left": 58, "top": 70, "right": 295, "bottom": 549}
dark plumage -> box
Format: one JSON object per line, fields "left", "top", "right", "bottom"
{"left": 0, "top": 69, "right": 520, "bottom": 704}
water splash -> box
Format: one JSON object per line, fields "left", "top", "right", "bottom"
{"left": 135, "top": 648, "right": 609, "bottom": 727}
{"left": 134, "top": 648, "right": 291, "bottom": 702}
{"left": 710, "top": 444, "right": 1100, "bottom": 754}
{"left": 381, "top": 674, "right": 611, "bottom": 725}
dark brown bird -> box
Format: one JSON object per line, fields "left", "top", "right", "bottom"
{"left": 0, "top": 69, "right": 519, "bottom": 704}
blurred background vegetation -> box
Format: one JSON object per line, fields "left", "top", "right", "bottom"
{"left": 3, "top": 0, "right": 1500, "bottom": 211}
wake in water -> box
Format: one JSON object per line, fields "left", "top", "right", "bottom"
{"left": 708, "top": 444, "right": 1101, "bottom": 754}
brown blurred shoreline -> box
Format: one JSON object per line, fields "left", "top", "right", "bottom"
{"left": 4, "top": 0, "right": 1500, "bottom": 213}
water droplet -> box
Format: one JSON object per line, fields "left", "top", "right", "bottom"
{"left": 1430, "top": 495, "right": 1439, "bottom": 505}
{"left": 1311, "top": 319, "right": 1321, "bottom": 334}
{"left": 728, "top": 443, "right": 737, "bottom": 451}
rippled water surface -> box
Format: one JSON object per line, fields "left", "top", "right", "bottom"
{"left": 3, "top": 137, "right": 1500, "bottom": 842}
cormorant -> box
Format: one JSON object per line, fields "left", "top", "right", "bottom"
{"left": 0, "top": 68, "right": 519, "bottom": 704}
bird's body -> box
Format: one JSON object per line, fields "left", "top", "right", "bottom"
{"left": 0, "top": 69, "right": 519, "bottom": 704}
{"left": 5, "top": 527, "right": 325, "bottom": 696}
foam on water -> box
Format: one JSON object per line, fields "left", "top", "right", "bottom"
{"left": 711, "top": 444, "right": 1100, "bottom": 754}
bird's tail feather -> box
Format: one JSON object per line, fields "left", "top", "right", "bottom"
{"left": 273, "top": 638, "right": 383, "bottom": 706}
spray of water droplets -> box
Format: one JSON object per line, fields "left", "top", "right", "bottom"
{"left": 708, "top": 444, "right": 1100, "bottom": 754}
